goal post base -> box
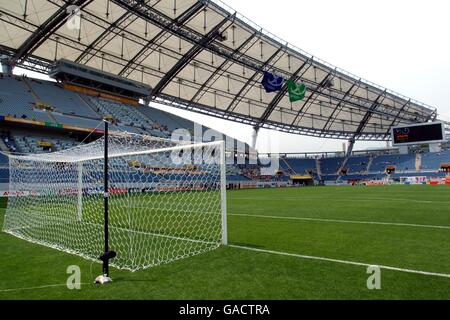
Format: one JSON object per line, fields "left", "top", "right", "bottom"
{"left": 95, "top": 275, "right": 113, "bottom": 285}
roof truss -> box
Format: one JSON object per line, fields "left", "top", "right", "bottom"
{"left": 0, "top": 0, "right": 439, "bottom": 141}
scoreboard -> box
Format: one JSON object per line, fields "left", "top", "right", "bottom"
{"left": 391, "top": 122, "right": 445, "bottom": 146}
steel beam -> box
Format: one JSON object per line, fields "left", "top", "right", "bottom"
{"left": 187, "top": 30, "right": 260, "bottom": 108}
{"left": 321, "top": 79, "right": 362, "bottom": 132}
{"left": 151, "top": 13, "right": 235, "bottom": 97}
{"left": 75, "top": 4, "right": 142, "bottom": 64}
{"left": 156, "top": 93, "right": 387, "bottom": 141}
{"left": 224, "top": 46, "right": 285, "bottom": 114}
{"left": 118, "top": 1, "right": 205, "bottom": 77}
{"left": 289, "top": 69, "right": 335, "bottom": 127}
{"left": 254, "top": 57, "right": 313, "bottom": 130}
{"left": 353, "top": 90, "right": 388, "bottom": 139}
{"left": 12, "top": 0, "right": 92, "bottom": 65}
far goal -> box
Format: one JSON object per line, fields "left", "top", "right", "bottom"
{"left": 2, "top": 132, "right": 227, "bottom": 272}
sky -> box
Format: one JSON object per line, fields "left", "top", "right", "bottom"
{"left": 12, "top": 0, "right": 450, "bottom": 154}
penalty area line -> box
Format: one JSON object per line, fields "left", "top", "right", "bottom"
{"left": 229, "top": 245, "right": 450, "bottom": 279}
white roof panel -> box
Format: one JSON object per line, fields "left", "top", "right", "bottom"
{"left": 0, "top": 0, "right": 438, "bottom": 140}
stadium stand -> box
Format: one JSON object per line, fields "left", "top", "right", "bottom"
{"left": 320, "top": 157, "right": 344, "bottom": 175}
{"left": 87, "top": 97, "right": 157, "bottom": 134}
{"left": 8, "top": 133, "right": 79, "bottom": 154}
{"left": 51, "top": 113, "right": 102, "bottom": 129}
{"left": 391, "top": 172, "right": 447, "bottom": 178}
{"left": 1, "top": 131, "right": 18, "bottom": 153}
{"left": 421, "top": 150, "right": 450, "bottom": 171}
{"left": 0, "top": 75, "right": 203, "bottom": 139}
{"left": 138, "top": 106, "right": 189, "bottom": 132}
{"left": 1, "top": 75, "right": 226, "bottom": 144}
{"left": 25, "top": 78, "right": 100, "bottom": 118}
{"left": 227, "top": 174, "right": 252, "bottom": 182}
{"left": 345, "top": 156, "right": 370, "bottom": 174}
{"left": 0, "top": 168, "right": 8, "bottom": 184}
{"left": 369, "top": 153, "right": 416, "bottom": 173}
{"left": 0, "top": 75, "right": 53, "bottom": 122}
{"left": 289, "top": 149, "right": 450, "bottom": 184}
{"left": 278, "top": 158, "right": 296, "bottom": 176}
{"left": 282, "top": 158, "right": 316, "bottom": 175}
{"left": 137, "top": 105, "right": 213, "bottom": 140}
{"left": 322, "top": 175, "right": 340, "bottom": 181}
{"left": 1, "top": 73, "right": 449, "bottom": 186}
{"left": 0, "top": 152, "right": 8, "bottom": 164}
{"left": 343, "top": 174, "right": 380, "bottom": 181}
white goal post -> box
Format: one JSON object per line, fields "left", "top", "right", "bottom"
{"left": 2, "top": 132, "right": 227, "bottom": 272}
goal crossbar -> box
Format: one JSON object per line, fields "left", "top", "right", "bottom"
{"left": 4, "top": 141, "right": 223, "bottom": 163}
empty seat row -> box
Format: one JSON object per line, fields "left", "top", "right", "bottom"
{"left": 27, "top": 79, "right": 100, "bottom": 118}
{"left": 421, "top": 150, "right": 450, "bottom": 170}
{"left": 369, "top": 154, "right": 415, "bottom": 172}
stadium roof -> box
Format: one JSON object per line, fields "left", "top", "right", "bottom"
{"left": 0, "top": 0, "right": 442, "bottom": 140}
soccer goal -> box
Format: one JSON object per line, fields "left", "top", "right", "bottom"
{"left": 2, "top": 131, "right": 227, "bottom": 272}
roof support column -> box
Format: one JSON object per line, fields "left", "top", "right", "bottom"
{"left": 251, "top": 127, "right": 259, "bottom": 150}
{"left": 336, "top": 90, "right": 388, "bottom": 181}
{"left": 0, "top": 56, "right": 13, "bottom": 74}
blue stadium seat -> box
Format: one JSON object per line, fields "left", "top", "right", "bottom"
{"left": 320, "top": 157, "right": 344, "bottom": 175}
{"left": 0, "top": 168, "right": 9, "bottom": 183}
{"left": 0, "top": 76, "right": 53, "bottom": 122}
{"left": 26, "top": 79, "right": 100, "bottom": 118}
{"left": 0, "top": 153, "right": 8, "bottom": 165}
{"left": 282, "top": 158, "right": 316, "bottom": 175}
{"left": 421, "top": 150, "right": 450, "bottom": 170}
{"left": 370, "top": 154, "right": 416, "bottom": 172}
{"left": 345, "top": 156, "right": 370, "bottom": 173}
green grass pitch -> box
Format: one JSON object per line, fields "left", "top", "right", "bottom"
{"left": 1, "top": 185, "right": 450, "bottom": 299}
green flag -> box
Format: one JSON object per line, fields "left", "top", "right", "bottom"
{"left": 287, "top": 80, "right": 307, "bottom": 102}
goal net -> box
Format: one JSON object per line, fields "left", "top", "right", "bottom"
{"left": 2, "top": 133, "right": 227, "bottom": 272}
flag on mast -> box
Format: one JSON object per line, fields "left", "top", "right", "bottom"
{"left": 287, "top": 80, "right": 307, "bottom": 102}
{"left": 261, "top": 72, "right": 284, "bottom": 93}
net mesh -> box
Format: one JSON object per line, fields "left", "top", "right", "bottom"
{"left": 3, "top": 132, "right": 226, "bottom": 271}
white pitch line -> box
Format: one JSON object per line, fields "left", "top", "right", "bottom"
{"left": 232, "top": 196, "right": 450, "bottom": 204}
{"left": 229, "top": 213, "right": 450, "bottom": 230}
{"left": 0, "top": 283, "right": 92, "bottom": 293}
{"left": 229, "top": 245, "right": 450, "bottom": 279}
